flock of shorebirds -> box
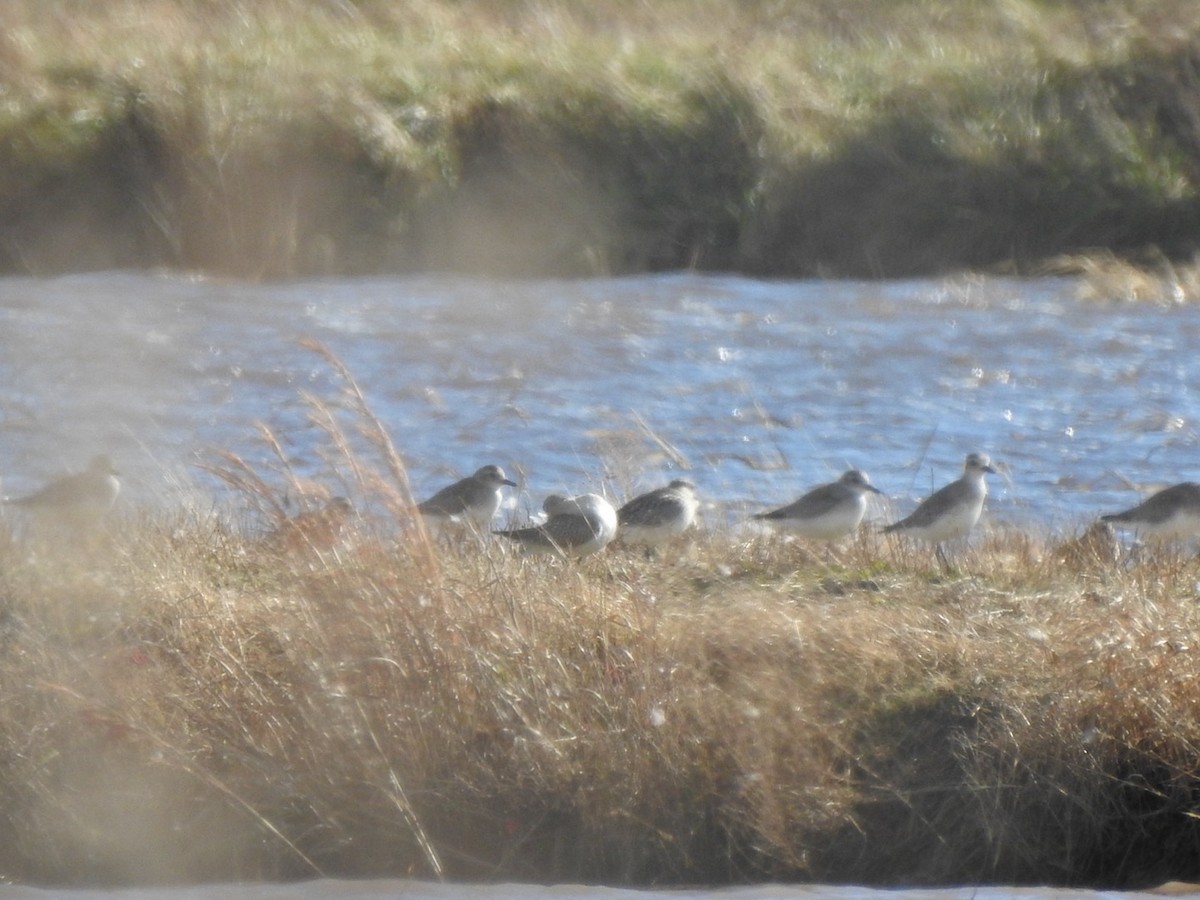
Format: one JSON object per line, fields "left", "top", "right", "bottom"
{"left": 415, "top": 454, "right": 1199, "bottom": 563}
{"left": 3, "top": 452, "right": 1200, "bottom": 563}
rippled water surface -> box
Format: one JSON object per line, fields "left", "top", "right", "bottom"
{"left": 1, "top": 271, "right": 1197, "bottom": 533}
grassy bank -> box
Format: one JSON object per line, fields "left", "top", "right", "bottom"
{"left": 2, "top": 425, "right": 1200, "bottom": 888}
{"left": 3, "top": 0, "right": 1200, "bottom": 279}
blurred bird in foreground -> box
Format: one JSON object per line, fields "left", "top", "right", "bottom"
{"left": 4, "top": 454, "right": 121, "bottom": 537}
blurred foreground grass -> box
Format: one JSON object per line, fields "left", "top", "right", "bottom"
{"left": 3, "top": 0, "right": 1200, "bottom": 282}
{"left": 4, "top": 494, "right": 1200, "bottom": 888}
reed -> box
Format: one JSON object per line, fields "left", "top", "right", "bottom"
{"left": 3, "top": 0, "right": 1200, "bottom": 280}
{"left": 1, "top": 359, "right": 1199, "bottom": 888}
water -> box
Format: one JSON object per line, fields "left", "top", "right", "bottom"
{"left": 1, "top": 270, "right": 1197, "bottom": 534}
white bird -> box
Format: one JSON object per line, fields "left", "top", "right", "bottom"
{"left": 5, "top": 454, "right": 121, "bottom": 533}
{"left": 417, "top": 464, "right": 517, "bottom": 534}
{"left": 495, "top": 492, "right": 618, "bottom": 558}
{"left": 884, "top": 452, "right": 997, "bottom": 565}
{"left": 1101, "top": 482, "right": 1200, "bottom": 542}
{"left": 752, "top": 469, "right": 881, "bottom": 541}
{"left": 617, "top": 479, "right": 699, "bottom": 553}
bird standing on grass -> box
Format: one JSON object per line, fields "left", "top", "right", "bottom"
{"left": 495, "top": 492, "right": 618, "bottom": 558}
{"left": 753, "top": 469, "right": 881, "bottom": 542}
{"left": 417, "top": 464, "right": 517, "bottom": 535}
{"left": 883, "top": 452, "right": 996, "bottom": 568}
{"left": 616, "top": 479, "right": 699, "bottom": 554}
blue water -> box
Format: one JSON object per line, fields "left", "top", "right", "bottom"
{"left": 0, "top": 271, "right": 1197, "bottom": 534}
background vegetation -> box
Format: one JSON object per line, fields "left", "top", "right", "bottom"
{"left": 3, "top": 0, "right": 1200, "bottom": 279}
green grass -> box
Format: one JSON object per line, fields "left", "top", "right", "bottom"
{"left": 3, "top": 0, "right": 1200, "bottom": 281}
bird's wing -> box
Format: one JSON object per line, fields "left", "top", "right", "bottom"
{"left": 757, "top": 483, "right": 841, "bottom": 520}
{"left": 544, "top": 513, "right": 602, "bottom": 550}
{"left": 418, "top": 482, "right": 474, "bottom": 515}
{"left": 619, "top": 490, "right": 674, "bottom": 525}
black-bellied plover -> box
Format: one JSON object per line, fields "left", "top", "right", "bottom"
{"left": 5, "top": 454, "right": 121, "bottom": 532}
{"left": 884, "top": 452, "right": 996, "bottom": 565}
{"left": 753, "top": 469, "right": 881, "bottom": 541}
{"left": 617, "top": 479, "right": 698, "bottom": 553}
{"left": 495, "top": 492, "right": 618, "bottom": 558}
{"left": 417, "top": 464, "right": 516, "bottom": 534}
{"left": 1100, "top": 481, "right": 1200, "bottom": 542}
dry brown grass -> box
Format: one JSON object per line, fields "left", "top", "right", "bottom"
{"left": 3, "top": 485, "right": 1200, "bottom": 887}
{"left": 1047, "top": 251, "right": 1200, "bottom": 304}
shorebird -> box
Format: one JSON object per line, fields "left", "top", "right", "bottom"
{"left": 417, "top": 464, "right": 517, "bottom": 534}
{"left": 268, "top": 496, "right": 354, "bottom": 554}
{"left": 752, "top": 469, "right": 881, "bottom": 541}
{"left": 1100, "top": 481, "right": 1200, "bottom": 542}
{"left": 495, "top": 492, "right": 618, "bottom": 558}
{"left": 617, "top": 479, "right": 699, "bottom": 554}
{"left": 4, "top": 454, "right": 121, "bottom": 533}
{"left": 883, "top": 452, "right": 997, "bottom": 566}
